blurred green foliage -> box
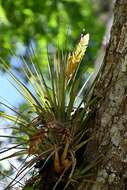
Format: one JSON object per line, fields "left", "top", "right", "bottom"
{"left": 0, "top": 0, "right": 105, "bottom": 72}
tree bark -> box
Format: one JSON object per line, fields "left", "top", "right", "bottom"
{"left": 87, "top": 0, "right": 127, "bottom": 189}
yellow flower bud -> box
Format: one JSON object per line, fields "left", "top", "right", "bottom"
{"left": 66, "top": 33, "right": 89, "bottom": 79}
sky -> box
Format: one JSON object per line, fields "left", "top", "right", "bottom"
{"left": 0, "top": 72, "right": 24, "bottom": 107}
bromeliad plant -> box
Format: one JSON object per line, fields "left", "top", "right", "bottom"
{"left": 0, "top": 33, "right": 99, "bottom": 190}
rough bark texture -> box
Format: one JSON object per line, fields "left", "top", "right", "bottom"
{"left": 88, "top": 0, "right": 127, "bottom": 189}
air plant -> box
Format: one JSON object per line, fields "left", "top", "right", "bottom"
{"left": 0, "top": 33, "right": 101, "bottom": 190}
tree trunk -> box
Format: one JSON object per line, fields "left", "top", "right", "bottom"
{"left": 87, "top": 0, "right": 127, "bottom": 189}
